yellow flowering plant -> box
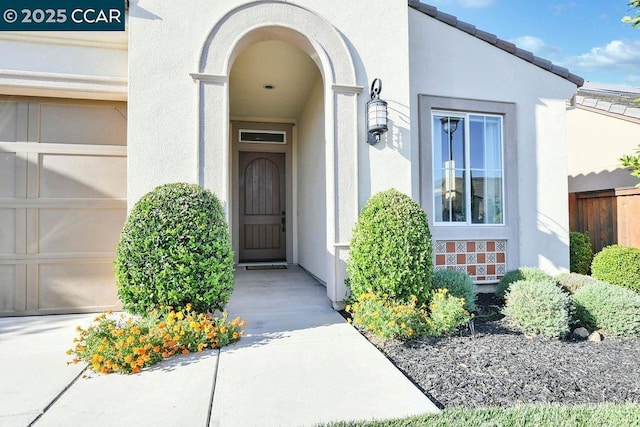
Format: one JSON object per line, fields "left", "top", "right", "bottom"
{"left": 428, "top": 288, "right": 472, "bottom": 336}
{"left": 347, "top": 293, "right": 430, "bottom": 339}
{"left": 347, "top": 289, "right": 470, "bottom": 340}
{"left": 68, "top": 304, "right": 246, "bottom": 374}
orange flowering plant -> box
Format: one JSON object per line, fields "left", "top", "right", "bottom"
{"left": 68, "top": 304, "right": 246, "bottom": 374}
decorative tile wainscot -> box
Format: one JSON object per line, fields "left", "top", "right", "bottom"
{"left": 434, "top": 240, "right": 507, "bottom": 283}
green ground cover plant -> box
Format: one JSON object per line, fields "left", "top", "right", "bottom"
{"left": 555, "top": 272, "right": 603, "bottom": 294}
{"left": 502, "top": 279, "right": 571, "bottom": 338}
{"left": 496, "top": 267, "right": 554, "bottom": 300}
{"left": 573, "top": 282, "right": 640, "bottom": 337}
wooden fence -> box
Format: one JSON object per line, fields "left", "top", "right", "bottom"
{"left": 569, "top": 187, "right": 640, "bottom": 253}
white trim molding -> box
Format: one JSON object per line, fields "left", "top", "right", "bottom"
{"left": 190, "top": 73, "right": 227, "bottom": 84}
{"left": 0, "top": 69, "right": 127, "bottom": 101}
{"left": 0, "top": 32, "right": 127, "bottom": 50}
{"left": 332, "top": 84, "right": 364, "bottom": 94}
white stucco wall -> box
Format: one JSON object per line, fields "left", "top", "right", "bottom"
{"left": 567, "top": 107, "right": 640, "bottom": 192}
{"left": 408, "top": 8, "right": 578, "bottom": 274}
{"left": 297, "top": 77, "right": 328, "bottom": 282}
{"left": 127, "top": 2, "right": 206, "bottom": 200}
{"left": 127, "top": 0, "right": 413, "bottom": 206}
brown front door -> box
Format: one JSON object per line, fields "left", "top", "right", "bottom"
{"left": 239, "top": 152, "right": 286, "bottom": 262}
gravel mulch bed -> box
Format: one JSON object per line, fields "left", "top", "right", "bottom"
{"left": 371, "top": 293, "right": 640, "bottom": 409}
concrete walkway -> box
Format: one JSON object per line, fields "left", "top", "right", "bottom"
{"left": 0, "top": 266, "right": 438, "bottom": 426}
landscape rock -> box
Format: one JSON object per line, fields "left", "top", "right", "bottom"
{"left": 588, "top": 330, "right": 604, "bottom": 342}
{"left": 573, "top": 327, "right": 590, "bottom": 339}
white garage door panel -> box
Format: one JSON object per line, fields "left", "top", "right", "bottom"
{"left": 0, "top": 153, "right": 17, "bottom": 197}
{"left": 0, "top": 97, "right": 126, "bottom": 316}
{"left": 39, "top": 208, "right": 126, "bottom": 254}
{"left": 0, "top": 266, "right": 16, "bottom": 311}
{"left": 0, "top": 209, "right": 16, "bottom": 254}
{"left": 40, "top": 155, "right": 127, "bottom": 199}
{"left": 40, "top": 104, "right": 126, "bottom": 146}
{"left": 0, "top": 102, "right": 18, "bottom": 141}
{"left": 38, "top": 263, "right": 121, "bottom": 312}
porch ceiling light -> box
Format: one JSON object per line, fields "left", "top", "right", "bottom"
{"left": 366, "top": 78, "right": 388, "bottom": 145}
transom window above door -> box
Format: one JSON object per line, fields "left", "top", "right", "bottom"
{"left": 433, "top": 112, "right": 504, "bottom": 225}
{"left": 239, "top": 129, "right": 287, "bottom": 144}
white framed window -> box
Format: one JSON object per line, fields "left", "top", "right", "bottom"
{"left": 420, "top": 95, "right": 518, "bottom": 268}
{"left": 432, "top": 111, "right": 504, "bottom": 225}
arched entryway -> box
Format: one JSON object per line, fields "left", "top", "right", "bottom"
{"left": 192, "top": 1, "right": 361, "bottom": 307}
{"left": 229, "top": 39, "right": 321, "bottom": 270}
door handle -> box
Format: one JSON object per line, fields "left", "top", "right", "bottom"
{"left": 281, "top": 211, "right": 286, "bottom": 232}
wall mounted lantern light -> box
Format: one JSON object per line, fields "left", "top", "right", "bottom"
{"left": 366, "top": 78, "right": 388, "bottom": 145}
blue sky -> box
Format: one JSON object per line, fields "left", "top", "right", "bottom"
{"left": 426, "top": 0, "right": 640, "bottom": 88}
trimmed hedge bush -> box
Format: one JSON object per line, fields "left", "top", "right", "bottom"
{"left": 115, "top": 183, "right": 234, "bottom": 315}
{"left": 432, "top": 269, "right": 478, "bottom": 312}
{"left": 591, "top": 245, "right": 640, "bottom": 294}
{"left": 573, "top": 282, "right": 640, "bottom": 337}
{"left": 347, "top": 189, "right": 433, "bottom": 304}
{"left": 556, "top": 272, "right": 604, "bottom": 295}
{"left": 569, "top": 231, "right": 593, "bottom": 275}
{"left": 496, "top": 267, "right": 554, "bottom": 300}
{"left": 502, "top": 280, "right": 571, "bottom": 338}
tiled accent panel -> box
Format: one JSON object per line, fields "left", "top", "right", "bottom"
{"left": 434, "top": 240, "right": 507, "bottom": 283}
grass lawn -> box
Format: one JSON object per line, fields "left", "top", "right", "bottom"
{"left": 324, "top": 403, "right": 640, "bottom": 427}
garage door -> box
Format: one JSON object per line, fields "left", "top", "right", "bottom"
{"left": 0, "top": 97, "right": 127, "bottom": 316}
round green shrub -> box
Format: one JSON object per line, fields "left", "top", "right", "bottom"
{"left": 496, "top": 267, "right": 554, "bottom": 300}
{"left": 347, "top": 189, "right": 433, "bottom": 304}
{"left": 591, "top": 245, "right": 640, "bottom": 294}
{"left": 569, "top": 231, "right": 593, "bottom": 275}
{"left": 115, "top": 183, "right": 234, "bottom": 315}
{"left": 556, "top": 272, "right": 604, "bottom": 294}
{"left": 502, "top": 280, "right": 571, "bottom": 338}
{"left": 432, "top": 269, "right": 477, "bottom": 312}
{"left": 573, "top": 282, "right": 640, "bottom": 337}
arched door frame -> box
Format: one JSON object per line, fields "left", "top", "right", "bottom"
{"left": 191, "top": 1, "right": 362, "bottom": 306}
